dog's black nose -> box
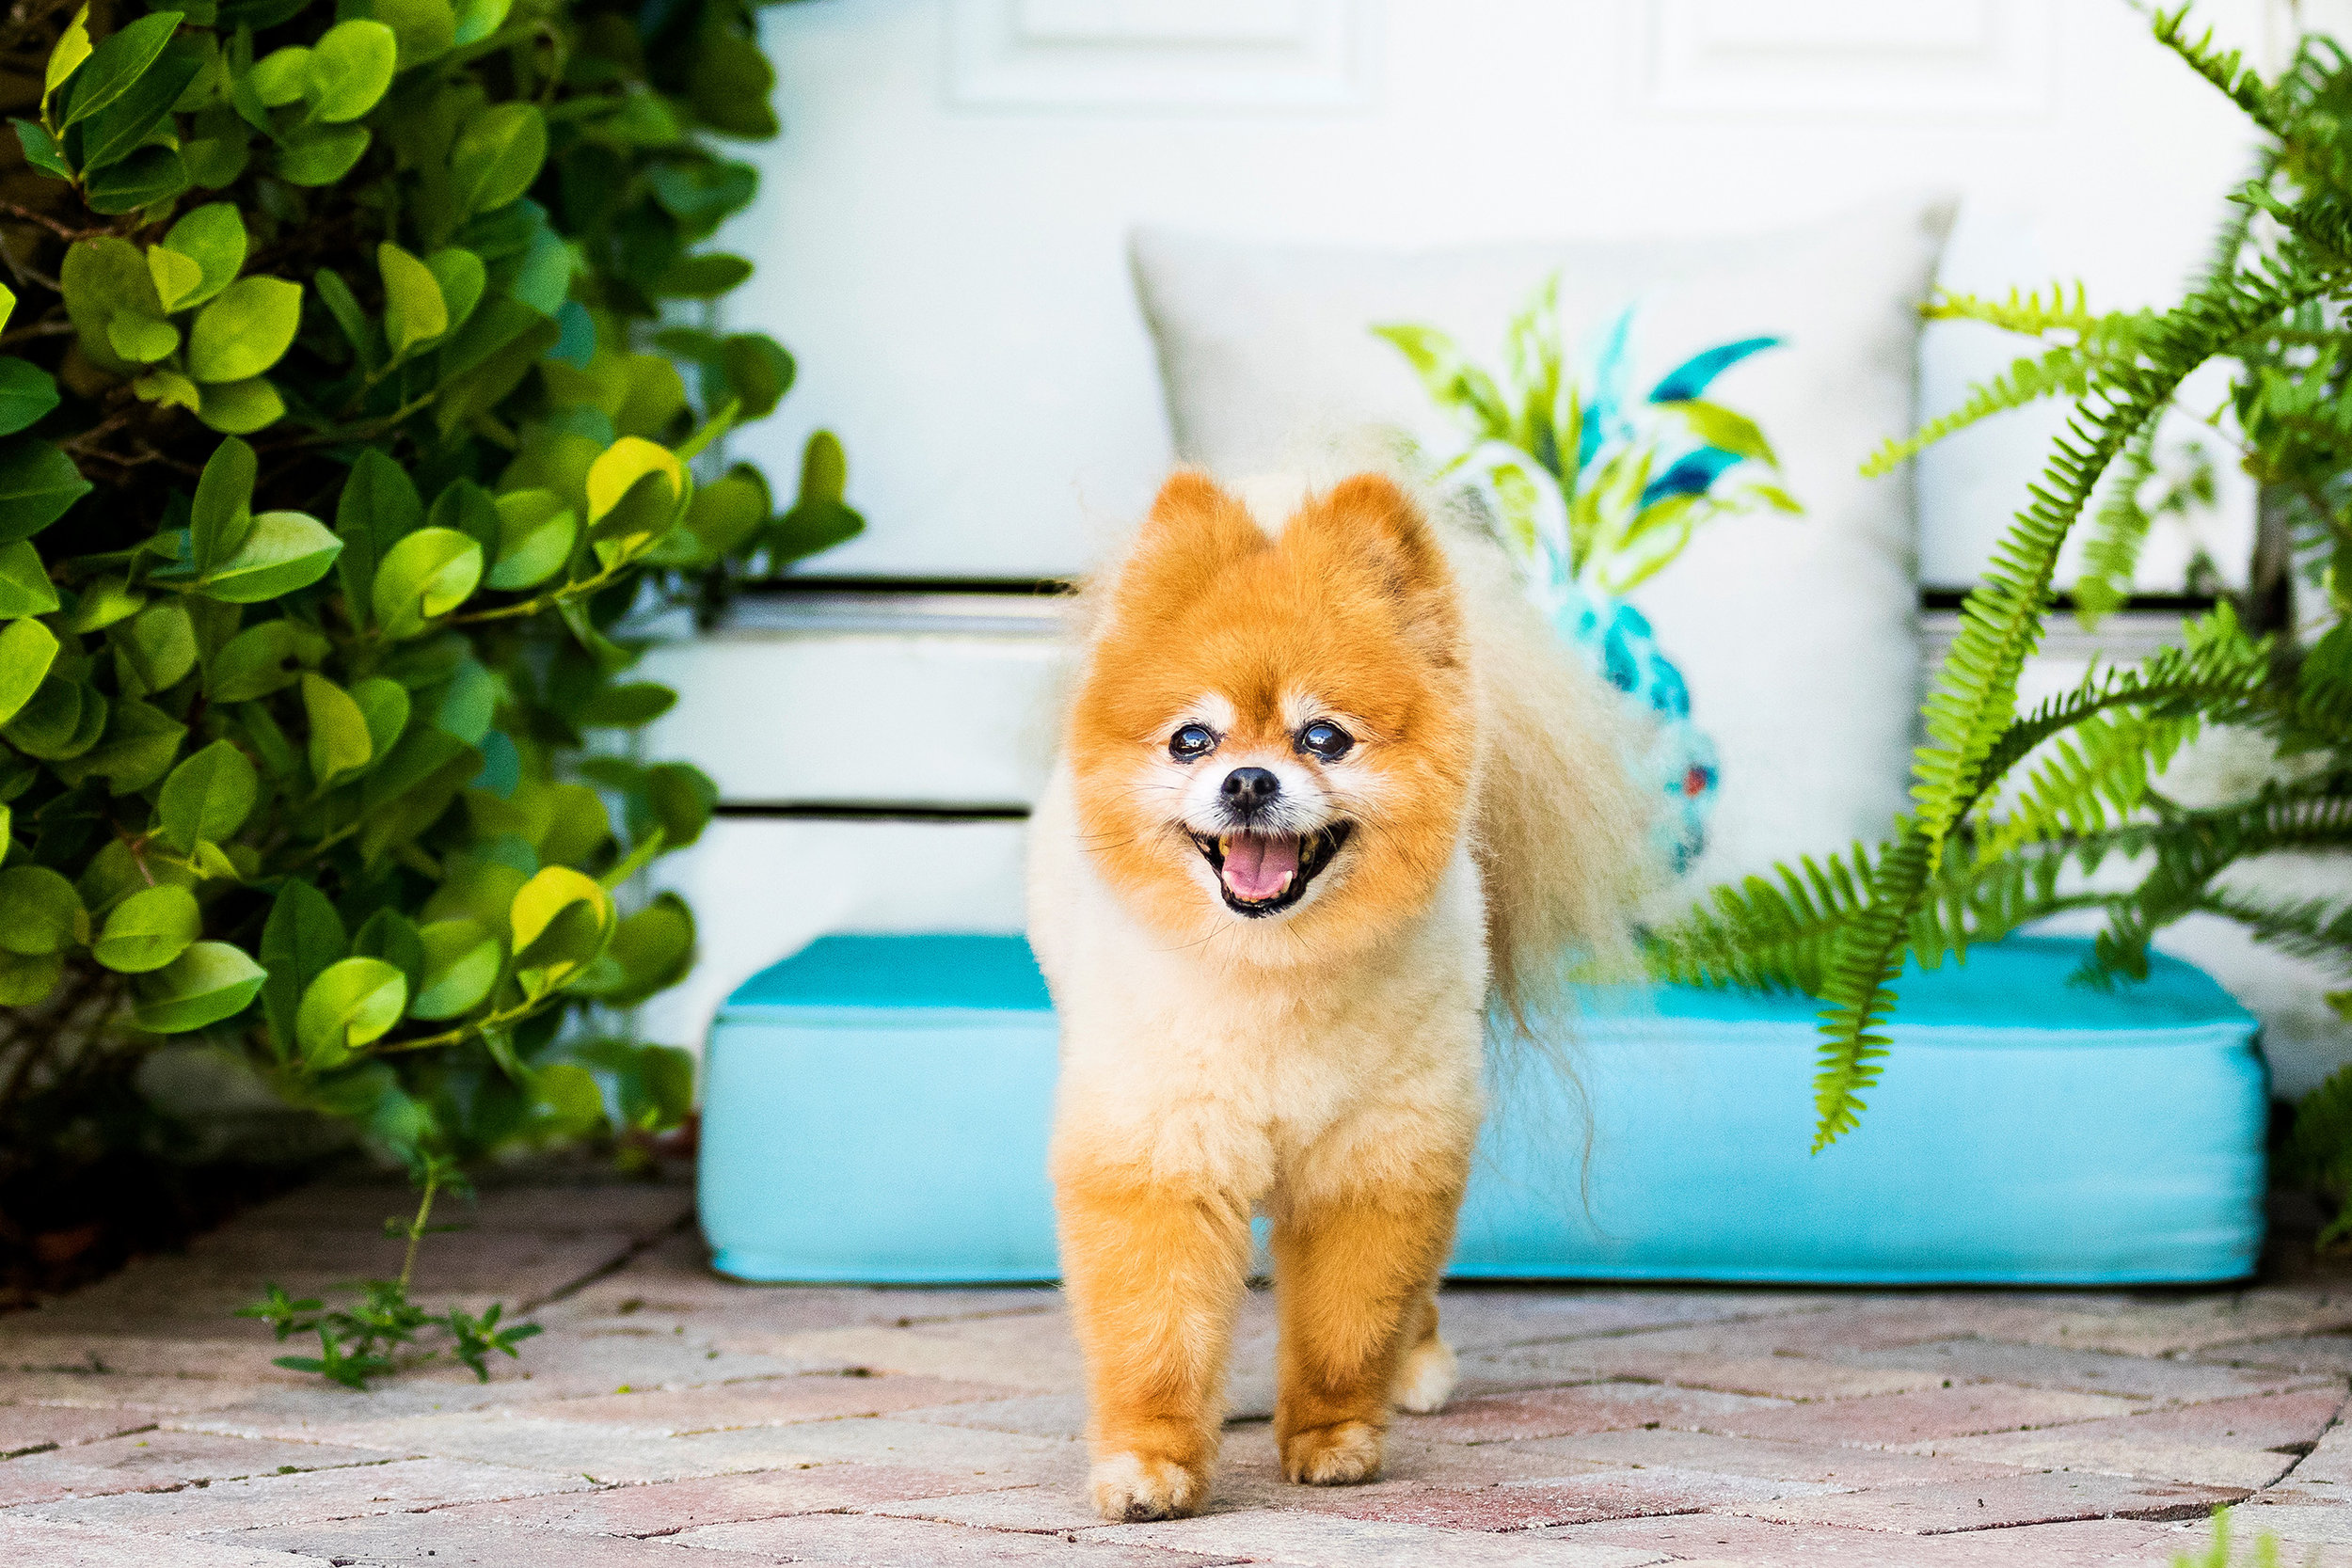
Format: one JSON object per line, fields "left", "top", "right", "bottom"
{"left": 1220, "top": 768, "right": 1280, "bottom": 815}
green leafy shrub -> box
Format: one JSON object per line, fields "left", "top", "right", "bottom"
{"left": 0, "top": 0, "right": 856, "bottom": 1212}
{"left": 1649, "top": 5, "right": 2350, "bottom": 1149}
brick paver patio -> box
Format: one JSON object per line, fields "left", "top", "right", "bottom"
{"left": 7, "top": 1175, "right": 2351, "bottom": 1565}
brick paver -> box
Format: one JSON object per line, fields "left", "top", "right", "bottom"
{"left": 1719, "top": 1469, "right": 2246, "bottom": 1532}
{"left": 1707, "top": 1382, "right": 2144, "bottom": 1448}
{"left": 5, "top": 1172, "right": 2348, "bottom": 1566}
{"left": 675, "top": 1511, "right": 1246, "bottom": 1563}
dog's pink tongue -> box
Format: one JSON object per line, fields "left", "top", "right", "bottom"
{"left": 1222, "top": 833, "right": 1299, "bottom": 901}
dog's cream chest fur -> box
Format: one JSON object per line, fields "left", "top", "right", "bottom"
{"left": 1027, "top": 765, "right": 1486, "bottom": 1203}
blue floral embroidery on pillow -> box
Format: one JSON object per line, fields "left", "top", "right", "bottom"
{"left": 1375, "top": 281, "right": 1804, "bottom": 876}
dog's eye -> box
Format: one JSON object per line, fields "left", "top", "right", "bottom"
{"left": 1297, "top": 721, "right": 1353, "bottom": 760}
{"left": 1168, "top": 723, "right": 1216, "bottom": 759}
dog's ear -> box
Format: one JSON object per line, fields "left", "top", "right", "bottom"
{"left": 1290, "top": 473, "right": 1464, "bottom": 665}
{"left": 1110, "top": 471, "right": 1265, "bottom": 620}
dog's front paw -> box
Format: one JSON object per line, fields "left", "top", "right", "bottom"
{"left": 1280, "top": 1419, "right": 1384, "bottom": 1485}
{"left": 1090, "top": 1451, "right": 1208, "bottom": 1522}
{"left": 1391, "top": 1333, "right": 1458, "bottom": 1414}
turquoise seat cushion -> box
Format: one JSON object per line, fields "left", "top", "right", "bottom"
{"left": 698, "top": 934, "right": 2265, "bottom": 1286}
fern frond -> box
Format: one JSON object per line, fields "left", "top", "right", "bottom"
{"left": 1646, "top": 843, "right": 1882, "bottom": 995}
{"left": 2090, "top": 771, "right": 2352, "bottom": 983}
{"left": 1985, "top": 711, "right": 2202, "bottom": 854}
{"left": 1923, "top": 282, "right": 2101, "bottom": 338}
{"left": 1809, "top": 837, "right": 1929, "bottom": 1149}
{"left": 2074, "top": 424, "right": 2162, "bottom": 626}
{"left": 1812, "top": 257, "right": 2341, "bottom": 1145}
{"left": 1646, "top": 832, "right": 2097, "bottom": 1002}
{"left": 2199, "top": 890, "right": 2352, "bottom": 977}
{"left": 2201, "top": 146, "right": 2277, "bottom": 291}
{"left": 2153, "top": 7, "right": 2288, "bottom": 137}
{"left": 1860, "top": 345, "right": 2106, "bottom": 478}
{"left": 1978, "top": 608, "right": 2272, "bottom": 852}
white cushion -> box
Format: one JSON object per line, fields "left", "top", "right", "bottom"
{"left": 1131, "top": 197, "right": 1954, "bottom": 890}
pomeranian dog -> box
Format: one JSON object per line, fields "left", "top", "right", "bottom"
{"left": 1026, "top": 468, "right": 1651, "bottom": 1522}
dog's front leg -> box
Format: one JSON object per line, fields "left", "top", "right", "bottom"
{"left": 1056, "top": 1163, "right": 1251, "bottom": 1522}
{"left": 1270, "top": 1172, "right": 1464, "bottom": 1485}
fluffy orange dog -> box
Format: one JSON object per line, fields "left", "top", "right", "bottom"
{"left": 1027, "top": 469, "right": 1649, "bottom": 1522}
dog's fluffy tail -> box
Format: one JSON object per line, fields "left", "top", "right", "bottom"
{"left": 1444, "top": 516, "right": 1661, "bottom": 1029}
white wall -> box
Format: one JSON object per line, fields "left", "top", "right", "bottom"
{"left": 723, "top": 0, "right": 2272, "bottom": 584}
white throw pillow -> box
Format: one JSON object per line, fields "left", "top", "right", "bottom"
{"left": 1130, "top": 198, "right": 1955, "bottom": 894}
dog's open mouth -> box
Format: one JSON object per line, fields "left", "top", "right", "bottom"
{"left": 1189, "top": 823, "right": 1353, "bottom": 917}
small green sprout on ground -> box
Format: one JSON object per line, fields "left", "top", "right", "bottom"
{"left": 2176, "top": 1508, "right": 2287, "bottom": 1568}
{"left": 238, "top": 1158, "right": 539, "bottom": 1390}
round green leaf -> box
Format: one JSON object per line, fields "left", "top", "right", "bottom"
{"left": 146, "top": 245, "right": 204, "bottom": 312}
{"left": 301, "top": 671, "right": 373, "bottom": 786}
{"left": 250, "top": 45, "right": 310, "bottom": 106}
{"left": 411, "top": 917, "right": 500, "bottom": 1019}
{"left": 305, "top": 20, "right": 396, "bottom": 124}
{"left": 197, "top": 509, "right": 340, "bottom": 601}
{"left": 115, "top": 600, "right": 197, "bottom": 692}
{"left": 294, "top": 955, "right": 407, "bottom": 1068}
{"left": 0, "top": 539, "right": 60, "bottom": 618}
{"left": 369, "top": 0, "right": 458, "bottom": 66}
{"left": 0, "top": 949, "right": 62, "bottom": 1006}
{"left": 182, "top": 123, "right": 250, "bottom": 191}
{"left": 372, "top": 526, "right": 483, "bottom": 640}
{"left": 581, "top": 894, "right": 693, "bottom": 1006}
{"left": 195, "top": 377, "right": 285, "bottom": 436}
{"left": 579, "top": 681, "right": 675, "bottom": 729}
{"left": 0, "top": 439, "right": 94, "bottom": 545}
{"left": 206, "top": 618, "right": 323, "bottom": 702}
{"left": 3, "top": 674, "right": 87, "bottom": 758}
{"left": 0, "top": 616, "right": 58, "bottom": 724}
{"left": 60, "top": 236, "right": 164, "bottom": 375}
{"left": 354, "top": 908, "right": 425, "bottom": 990}
{"left": 93, "top": 882, "right": 200, "bottom": 973}
{"left": 642, "top": 761, "right": 715, "bottom": 850}
{"left": 425, "top": 247, "right": 485, "bottom": 334}
{"left": 135, "top": 370, "right": 202, "bottom": 413}
{"left": 682, "top": 471, "right": 768, "bottom": 561}
{"left": 378, "top": 242, "right": 448, "bottom": 358}
{"left": 160, "top": 204, "right": 246, "bottom": 307}
{"left": 652, "top": 252, "right": 753, "bottom": 301}
{"left": 528, "top": 1060, "right": 606, "bottom": 1136}
{"left": 583, "top": 436, "right": 683, "bottom": 526}
{"left": 722, "top": 334, "right": 793, "bottom": 420}
{"left": 277, "top": 122, "right": 370, "bottom": 185}
{"left": 0, "top": 358, "right": 61, "bottom": 438}
{"left": 66, "top": 698, "right": 186, "bottom": 792}
{"left": 451, "top": 102, "right": 546, "bottom": 216}
{"left": 105, "top": 311, "right": 178, "bottom": 364}
{"left": 453, "top": 0, "right": 511, "bottom": 47}
{"left": 508, "top": 864, "right": 610, "bottom": 988}
{"left": 187, "top": 276, "right": 302, "bottom": 383}
{"left": 351, "top": 674, "right": 410, "bottom": 759}
{"left": 63, "top": 575, "right": 141, "bottom": 633}
{"left": 0, "top": 863, "right": 86, "bottom": 955}
{"left": 487, "top": 489, "right": 575, "bottom": 589}
{"left": 158, "top": 737, "right": 258, "bottom": 852}
{"left": 135, "top": 940, "right": 266, "bottom": 1033}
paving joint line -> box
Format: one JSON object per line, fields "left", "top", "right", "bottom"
{"left": 521, "top": 1211, "right": 698, "bottom": 1314}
